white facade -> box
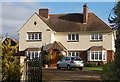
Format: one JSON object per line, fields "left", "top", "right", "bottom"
{"left": 18, "top": 13, "right": 116, "bottom": 53}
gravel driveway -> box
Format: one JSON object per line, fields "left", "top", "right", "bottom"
{"left": 43, "top": 67, "right": 102, "bottom": 82}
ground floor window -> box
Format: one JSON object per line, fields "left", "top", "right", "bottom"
{"left": 27, "top": 51, "right": 40, "bottom": 59}
{"left": 68, "top": 52, "right": 79, "bottom": 57}
{"left": 88, "top": 51, "right": 106, "bottom": 61}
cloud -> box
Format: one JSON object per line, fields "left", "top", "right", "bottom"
{"left": 2, "top": 2, "right": 43, "bottom": 40}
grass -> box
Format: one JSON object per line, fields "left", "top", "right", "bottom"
{"left": 83, "top": 66, "right": 103, "bottom": 71}
{"left": 42, "top": 78, "right": 46, "bottom": 82}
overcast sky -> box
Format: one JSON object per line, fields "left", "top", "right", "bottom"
{"left": 1, "top": 1, "right": 117, "bottom": 41}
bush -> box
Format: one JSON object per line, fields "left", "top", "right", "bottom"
{"left": 84, "top": 62, "right": 96, "bottom": 67}
{"left": 59, "top": 55, "right": 65, "bottom": 60}
{"left": 44, "top": 55, "right": 50, "bottom": 64}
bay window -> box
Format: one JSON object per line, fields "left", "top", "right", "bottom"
{"left": 88, "top": 51, "right": 106, "bottom": 61}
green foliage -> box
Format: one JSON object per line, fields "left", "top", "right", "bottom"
{"left": 100, "top": 61, "right": 104, "bottom": 66}
{"left": 2, "top": 37, "right": 22, "bottom": 81}
{"left": 84, "top": 62, "right": 96, "bottom": 67}
{"left": 59, "top": 54, "right": 65, "bottom": 60}
{"left": 102, "top": 1, "right": 120, "bottom": 81}
{"left": 44, "top": 55, "right": 50, "bottom": 64}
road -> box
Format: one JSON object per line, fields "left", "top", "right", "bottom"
{"left": 43, "top": 67, "right": 102, "bottom": 82}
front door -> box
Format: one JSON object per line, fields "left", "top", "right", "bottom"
{"left": 50, "top": 49, "right": 59, "bottom": 67}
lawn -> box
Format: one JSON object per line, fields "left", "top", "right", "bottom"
{"left": 83, "top": 67, "right": 103, "bottom": 71}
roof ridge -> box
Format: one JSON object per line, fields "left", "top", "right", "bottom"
{"left": 49, "top": 13, "right": 94, "bottom": 16}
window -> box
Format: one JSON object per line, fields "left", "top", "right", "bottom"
{"left": 65, "top": 57, "right": 70, "bottom": 61}
{"left": 91, "top": 33, "right": 103, "bottom": 41}
{"left": 68, "top": 52, "right": 79, "bottom": 57}
{"left": 27, "top": 51, "right": 40, "bottom": 59}
{"left": 88, "top": 51, "right": 106, "bottom": 61}
{"left": 27, "top": 33, "right": 42, "bottom": 41}
{"left": 68, "top": 34, "right": 79, "bottom": 41}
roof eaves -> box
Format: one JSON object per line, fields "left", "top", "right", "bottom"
{"left": 92, "top": 13, "right": 113, "bottom": 31}
{"left": 36, "top": 13, "right": 55, "bottom": 32}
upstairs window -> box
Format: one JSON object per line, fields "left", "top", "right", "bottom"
{"left": 27, "top": 32, "right": 42, "bottom": 41}
{"left": 91, "top": 34, "right": 103, "bottom": 41}
{"left": 68, "top": 34, "right": 79, "bottom": 41}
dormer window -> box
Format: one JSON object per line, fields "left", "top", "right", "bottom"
{"left": 67, "top": 34, "right": 79, "bottom": 42}
{"left": 90, "top": 33, "right": 103, "bottom": 41}
{"left": 27, "top": 32, "right": 42, "bottom": 41}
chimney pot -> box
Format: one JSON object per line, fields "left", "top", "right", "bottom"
{"left": 83, "top": 3, "right": 88, "bottom": 24}
{"left": 39, "top": 8, "right": 49, "bottom": 18}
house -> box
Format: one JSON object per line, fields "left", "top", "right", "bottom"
{"left": 18, "top": 3, "right": 116, "bottom": 67}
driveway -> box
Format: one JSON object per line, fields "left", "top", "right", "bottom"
{"left": 43, "top": 67, "right": 102, "bottom": 82}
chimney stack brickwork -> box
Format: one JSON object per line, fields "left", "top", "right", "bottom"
{"left": 39, "top": 8, "right": 49, "bottom": 18}
{"left": 83, "top": 3, "right": 88, "bottom": 24}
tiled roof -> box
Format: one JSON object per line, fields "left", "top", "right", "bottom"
{"left": 88, "top": 46, "right": 106, "bottom": 51}
{"left": 37, "top": 13, "right": 113, "bottom": 32}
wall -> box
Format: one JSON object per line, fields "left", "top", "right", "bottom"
{"left": 18, "top": 13, "right": 54, "bottom": 51}
{"left": 55, "top": 32, "right": 115, "bottom": 51}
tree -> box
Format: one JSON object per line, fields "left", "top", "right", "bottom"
{"left": 44, "top": 55, "right": 50, "bottom": 64}
{"left": 102, "top": 1, "right": 120, "bottom": 81}
{"left": 2, "top": 36, "right": 22, "bottom": 81}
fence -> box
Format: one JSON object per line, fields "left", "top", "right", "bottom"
{"left": 26, "top": 58, "right": 42, "bottom": 81}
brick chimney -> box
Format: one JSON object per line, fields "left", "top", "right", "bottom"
{"left": 39, "top": 8, "right": 49, "bottom": 18}
{"left": 83, "top": 3, "right": 88, "bottom": 24}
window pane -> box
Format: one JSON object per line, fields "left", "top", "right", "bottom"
{"left": 32, "top": 34, "right": 34, "bottom": 40}
{"left": 99, "top": 34, "right": 102, "bottom": 40}
{"left": 35, "top": 34, "right": 38, "bottom": 40}
{"left": 99, "top": 52, "right": 102, "bottom": 60}
{"left": 103, "top": 52, "right": 106, "bottom": 60}
{"left": 72, "top": 52, "right": 75, "bottom": 56}
{"left": 28, "top": 34, "right": 31, "bottom": 40}
{"left": 65, "top": 57, "right": 70, "bottom": 61}
{"left": 95, "top": 34, "right": 98, "bottom": 40}
{"left": 72, "top": 34, "right": 75, "bottom": 40}
{"left": 68, "top": 52, "right": 71, "bottom": 57}
{"left": 32, "top": 52, "right": 34, "bottom": 59}
{"left": 76, "top": 34, "right": 79, "bottom": 40}
{"left": 95, "top": 52, "right": 98, "bottom": 60}
{"left": 76, "top": 52, "right": 79, "bottom": 57}
{"left": 35, "top": 52, "right": 38, "bottom": 58}
{"left": 91, "top": 52, "right": 94, "bottom": 60}
{"left": 91, "top": 34, "right": 94, "bottom": 40}
{"left": 68, "top": 34, "right": 71, "bottom": 40}
{"left": 39, "top": 33, "right": 41, "bottom": 40}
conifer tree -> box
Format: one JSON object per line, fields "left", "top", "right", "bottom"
{"left": 102, "top": 1, "right": 120, "bottom": 81}
{"left": 2, "top": 36, "right": 22, "bottom": 81}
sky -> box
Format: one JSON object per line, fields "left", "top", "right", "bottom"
{"left": 0, "top": 1, "right": 117, "bottom": 41}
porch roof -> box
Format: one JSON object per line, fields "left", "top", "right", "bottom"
{"left": 87, "top": 46, "right": 106, "bottom": 51}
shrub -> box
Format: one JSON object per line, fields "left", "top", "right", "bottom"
{"left": 85, "top": 62, "right": 96, "bottom": 67}
{"left": 44, "top": 55, "right": 50, "bottom": 64}
{"left": 100, "top": 61, "right": 104, "bottom": 66}
{"left": 59, "top": 55, "right": 65, "bottom": 60}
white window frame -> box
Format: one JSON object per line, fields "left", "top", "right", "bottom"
{"left": 26, "top": 51, "right": 40, "bottom": 59}
{"left": 67, "top": 34, "right": 79, "bottom": 41}
{"left": 87, "top": 51, "right": 106, "bottom": 61}
{"left": 90, "top": 33, "right": 103, "bottom": 41}
{"left": 27, "top": 33, "right": 42, "bottom": 41}
{"left": 68, "top": 52, "right": 79, "bottom": 57}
